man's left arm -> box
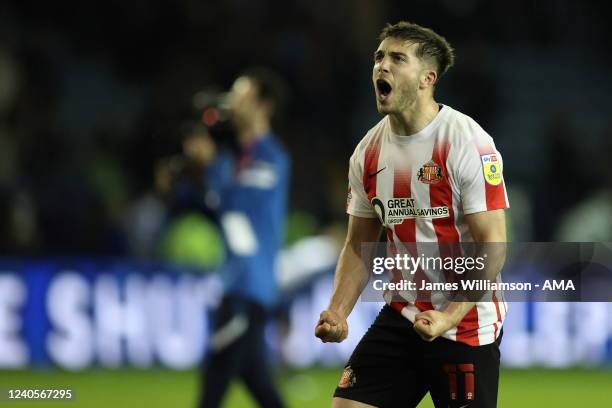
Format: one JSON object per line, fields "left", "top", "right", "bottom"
{"left": 413, "top": 209, "right": 507, "bottom": 341}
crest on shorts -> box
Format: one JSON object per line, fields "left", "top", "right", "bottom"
{"left": 417, "top": 160, "right": 443, "bottom": 184}
{"left": 481, "top": 153, "right": 502, "bottom": 186}
{"left": 338, "top": 366, "right": 357, "bottom": 388}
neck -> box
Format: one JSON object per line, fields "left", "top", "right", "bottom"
{"left": 237, "top": 118, "right": 270, "bottom": 147}
{"left": 388, "top": 97, "right": 440, "bottom": 136}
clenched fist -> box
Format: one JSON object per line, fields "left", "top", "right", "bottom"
{"left": 314, "top": 310, "right": 348, "bottom": 343}
{"left": 413, "top": 310, "right": 456, "bottom": 342}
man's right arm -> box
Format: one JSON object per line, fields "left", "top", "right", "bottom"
{"left": 314, "top": 215, "right": 381, "bottom": 343}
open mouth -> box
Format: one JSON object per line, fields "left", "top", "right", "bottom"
{"left": 376, "top": 79, "right": 392, "bottom": 98}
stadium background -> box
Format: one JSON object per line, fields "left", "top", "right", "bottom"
{"left": 0, "top": 0, "right": 610, "bottom": 406}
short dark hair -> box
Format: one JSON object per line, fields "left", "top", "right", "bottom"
{"left": 379, "top": 21, "right": 455, "bottom": 78}
{"left": 241, "top": 67, "right": 289, "bottom": 122}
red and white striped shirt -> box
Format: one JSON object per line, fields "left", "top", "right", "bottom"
{"left": 346, "top": 104, "right": 509, "bottom": 346}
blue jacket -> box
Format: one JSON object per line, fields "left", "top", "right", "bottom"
{"left": 206, "top": 134, "right": 290, "bottom": 308}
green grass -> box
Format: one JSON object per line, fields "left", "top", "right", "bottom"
{"left": 0, "top": 367, "right": 609, "bottom": 407}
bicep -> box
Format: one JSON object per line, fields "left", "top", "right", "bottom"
{"left": 465, "top": 209, "right": 506, "bottom": 242}
{"left": 345, "top": 215, "right": 382, "bottom": 252}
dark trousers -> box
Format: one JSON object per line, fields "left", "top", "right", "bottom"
{"left": 198, "top": 294, "right": 285, "bottom": 408}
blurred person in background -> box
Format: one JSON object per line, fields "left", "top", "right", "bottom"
{"left": 153, "top": 122, "right": 225, "bottom": 269}
{"left": 315, "top": 22, "right": 508, "bottom": 408}
{"left": 182, "top": 69, "right": 290, "bottom": 408}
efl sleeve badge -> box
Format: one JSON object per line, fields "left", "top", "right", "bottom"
{"left": 480, "top": 153, "right": 502, "bottom": 186}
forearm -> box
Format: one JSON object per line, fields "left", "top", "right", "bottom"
{"left": 441, "top": 301, "right": 475, "bottom": 326}
{"left": 327, "top": 242, "right": 370, "bottom": 319}
{"left": 443, "top": 243, "right": 507, "bottom": 324}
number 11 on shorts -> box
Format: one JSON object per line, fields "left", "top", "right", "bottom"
{"left": 444, "top": 363, "right": 475, "bottom": 401}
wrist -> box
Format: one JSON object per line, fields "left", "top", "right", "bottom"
{"left": 441, "top": 310, "right": 461, "bottom": 327}
{"left": 442, "top": 301, "right": 475, "bottom": 327}
{"left": 327, "top": 305, "right": 348, "bottom": 320}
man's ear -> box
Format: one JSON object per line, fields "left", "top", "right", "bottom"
{"left": 420, "top": 68, "right": 438, "bottom": 90}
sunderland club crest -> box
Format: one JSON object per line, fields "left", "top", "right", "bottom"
{"left": 338, "top": 366, "right": 357, "bottom": 388}
{"left": 417, "top": 160, "right": 443, "bottom": 184}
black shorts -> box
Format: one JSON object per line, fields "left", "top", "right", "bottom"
{"left": 334, "top": 305, "right": 501, "bottom": 408}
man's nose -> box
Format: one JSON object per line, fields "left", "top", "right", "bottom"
{"left": 377, "top": 56, "right": 391, "bottom": 73}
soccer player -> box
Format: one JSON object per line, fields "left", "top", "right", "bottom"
{"left": 315, "top": 22, "right": 509, "bottom": 408}
{"left": 196, "top": 68, "right": 290, "bottom": 408}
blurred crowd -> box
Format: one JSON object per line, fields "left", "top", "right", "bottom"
{"left": 1, "top": 0, "right": 611, "bottom": 258}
